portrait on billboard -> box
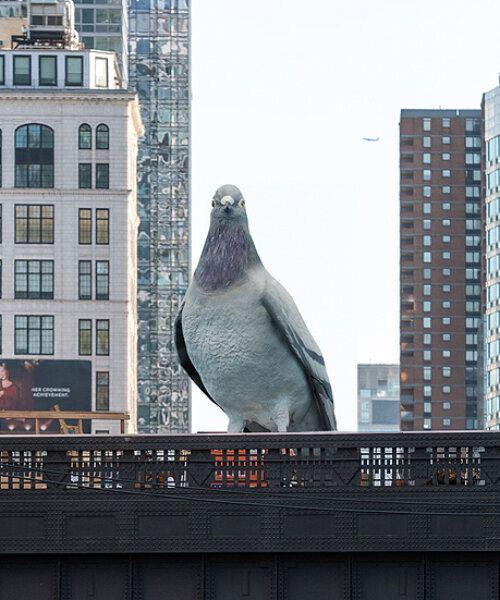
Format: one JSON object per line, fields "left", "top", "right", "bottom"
{"left": 0, "top": 360, "right": 91, "bottom": 432}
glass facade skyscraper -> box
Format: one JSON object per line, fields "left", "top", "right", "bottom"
{"left": 483, "top": 86, "right": 500, "bottom": 429}
{"left": 129, "top": 0, "right": 190, "bottom": 433}
{"left": 74, "top": 0, "right": 128, "bottom": 84}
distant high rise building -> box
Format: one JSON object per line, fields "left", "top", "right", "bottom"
{"left": 482, "top": 86, "right": 500, "bottom": 430}
{"left": 400, "top": 109, "right": 482, "bottom": 431}
{"left": 73, "top": 0, "right": 128, "bottom": 85}
{"left": 358, "top": 364, "right": 400, "bottom": 432}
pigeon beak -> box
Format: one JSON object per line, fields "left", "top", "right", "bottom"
{"left": 221, "top": 195, "right": 234, "bottom": 213}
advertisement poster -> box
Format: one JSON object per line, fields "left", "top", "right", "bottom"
{"left": 0, "top": 360, "right": 91, "bottom": 433}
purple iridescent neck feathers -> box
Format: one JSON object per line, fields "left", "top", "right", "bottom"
{"left": 194, "top": 223, "right": 261, "bottom": 292}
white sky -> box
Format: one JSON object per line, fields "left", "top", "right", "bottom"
{"left": 189, "top": 0, "right": 500, "bottom": 432}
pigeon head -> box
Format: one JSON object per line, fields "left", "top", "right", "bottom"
{"left": 210, "top": 184, "right": 247, "bottom": 225}
{"left": 194, "top": 184, "right": 261, "bottom": 292}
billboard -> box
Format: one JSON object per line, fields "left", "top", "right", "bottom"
{"left": 0, "top": 360, "right": 91, "bottom": 433}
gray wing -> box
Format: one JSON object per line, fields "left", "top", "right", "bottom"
{"left": 261, "top": 277, "right": 337, "bottom": 431}
{"left": 174, "top": 303, "right": 221, "bottom": 409}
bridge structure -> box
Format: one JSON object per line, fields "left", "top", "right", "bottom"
{"left": 0, "top": 431, "right": 498, "bottom": 599}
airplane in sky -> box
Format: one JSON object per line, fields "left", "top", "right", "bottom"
{"left": 362, "top": 136, "right": 379, "bottom": 142}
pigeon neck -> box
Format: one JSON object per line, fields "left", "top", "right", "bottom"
{"left": 194, "top": 222, "right": 261, "bottom": 292}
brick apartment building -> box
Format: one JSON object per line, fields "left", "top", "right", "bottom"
{"left": 400, "top": 109, "right": 482, "bottom": 430}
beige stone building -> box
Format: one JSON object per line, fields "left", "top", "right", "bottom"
{"left": 0, "top": 47, "right": 143, "bottom": 433}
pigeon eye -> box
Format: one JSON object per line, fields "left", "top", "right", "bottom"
{"left": 211, "top": 200, "right": 215, "bottom": 207}
{"left": 240, "top": 200, "right": 245, "bottom": 208}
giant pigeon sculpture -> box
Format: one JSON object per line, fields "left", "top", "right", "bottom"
{"left": 174, "top": 184, "right": 337, "bottom": 432}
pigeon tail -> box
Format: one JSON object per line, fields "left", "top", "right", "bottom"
{"left": 195, "top": 222, "right": 261, "bottom": 292}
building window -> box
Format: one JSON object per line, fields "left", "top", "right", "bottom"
{"left": 15, "top": 260, "right": 54, "bottom": 299}
{"left": 423, "top": 301, "right": 431, "bottom": 312}
{"left": 443, "top": 333, "right": 450, "bottom": 342}
{"left": 442, "top": 118, "right": 450, "bottom": 128}
{"left": 79, "top": 208, "right": 92, "bottom": 244}
{"left": 78, "top": 163, "right": 92, "bottom": 188}
{"left": 15, "top": 204, "right": 54, "bottom": 243}
{"left": 423, "top": 366, "right": 431, "bottom": 381}
{"left": 79, "top": 260, "right": 92, "bottom": 299}
{"left": 442, "top": 169, "right": 450, "bottom": 177}
{"left": 443, "top": 418, "right": 451, "bottom": 427}
{"left": 423, "top": 118, "right": 431, "bottom": 131}
{"left": 423, "top": 251, "right": 431, "bottom": 263}
{"left": 39, "top": 56, "right": 57, "bottom": 86}
{"left": 423, "top": 186, "right": 431, "bottom": 197}
{"left": 15, "top": 315, "right": 54, "bottom": 355}
{"left": 79, "top": 319, "right": 92, "bottom": 355}
{"left": 96, "top": 124, "right": 109, "bottom": 150}
{"left": 423, "top": 219, "right": 431, "bottom": 230}
{"left": 443, "top": 367, "right": 451, "bottom": 377}
{"left": 443, "top": 219, "right": 450, "bottom": 226}
{"left": 423, "top": 333, "right": 431, "bottom": 345}
{"left": 96, "top": 371, "right": 109, "bottom": 410}
{"left": 442, "top": 186, "right": 450, "bottom": 194}
{"left": 15, "top": 124, "right": 54, "bottom": 188}
{"left": 66, "top": 56, "right": 83, "bottom": 86}
{"left": 96, "top": 209, "right": 109, "bottom": 244}
{"left": 442, "top": 301, "right": 451, "bottom": 309}
{"left": 13, "top": 55, "right": 31, "bottom": 85}
{"left": 96, "top": 319, "right": 109, "bottom": 355}
{"left": 442, "top": 235, "right": 450, "bottom": 243}
{"left": 442, "top": 350, "right": 451, "bottom": 358}
{"left": 442, "top": 284, "right": 450, "bottom": 292}
{"left": 423, "top": 202, "right": 431, "bottom": 214}
{"left": 96, "top": 260, "right": 109, "bottom": 300}
{"left": 95, "top": 58, "right": 108, "bottom": 88}
{"left": 423, "top": 317, "right": 431, "bottom": 328}
{"left": 442, "top": 317, "right": 451, "bottom": 325}
{"left": 0, "top": 55, "right": 4, "bottom": 85}
{"left": 442, "top": 136, "right": 450, "bottom": 145}
{"left": 423, "top": 268, "right": 431, "bottom": 279}
{"left": 423, "top": 136, "right": 431, "bottom": 148}
{"left": 442, "top": 251, "right": 450, "bottom": 260}
{"left": 78, "top": 124, "right": 91, "bottom": 149}
{"left": 423, "top": 235, "right": 431, "bottom": 246}
{"left": 423, "top": 284, "right": 431, "bottom": 295}
{"left": 442, "top": 153, "right": 450, "bottom": 160}
{"left": 423, "top": 153, "right": 431, "bottom": 164}
{"left": 442, "top": 203, "right": 450, "bottom": 211}
{"left": 95, "top": 164, "right": 109, "bottom": 189}
{"left": 423, "top": 169, "right": 431, "bottom": 181}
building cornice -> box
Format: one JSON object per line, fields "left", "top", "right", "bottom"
{"left": 0, "top": 189, "right": 134, "bottom": 196}
{"left": 0, "top": 90, "right": 137, "bottom": 102}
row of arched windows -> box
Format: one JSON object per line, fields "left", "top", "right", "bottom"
{"left": 79, "top": 124, "right": 109, "bottom": 150}
{"left": 0, "top": 123, "right": 110, "bottom": 189}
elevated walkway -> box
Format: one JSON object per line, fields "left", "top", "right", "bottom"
{"left": 0, "top": 431, "right": 498, "bottom": 598}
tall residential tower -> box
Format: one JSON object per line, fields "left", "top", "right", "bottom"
{"left": 400, "top": 109, "right": 482, "bottom": 431}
